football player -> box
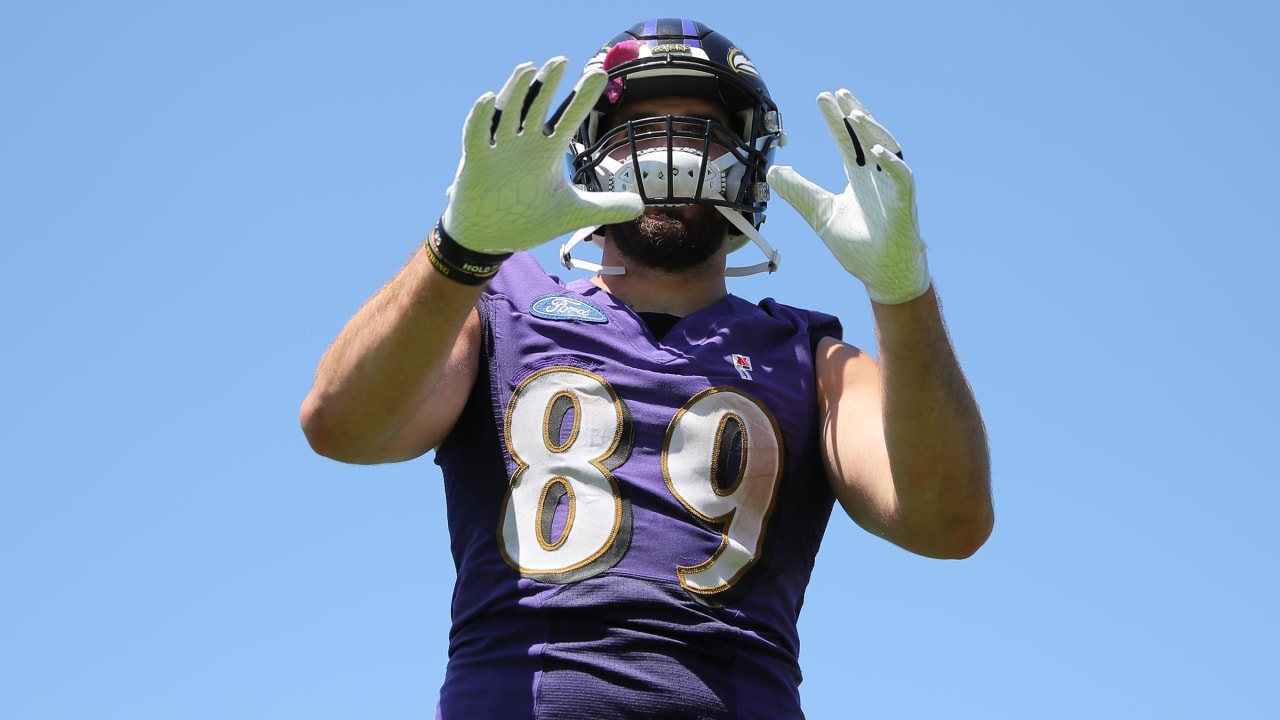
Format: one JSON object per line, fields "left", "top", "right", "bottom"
{"left": 301, "top": 18, "right": 993, "bottom": 719}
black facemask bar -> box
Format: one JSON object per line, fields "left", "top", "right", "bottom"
{"left": 570, "top": 114, "right": 773, "bottom": 215}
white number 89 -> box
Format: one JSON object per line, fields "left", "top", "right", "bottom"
{"left": 499, "top": 367, "right": 783, "bottom": 597}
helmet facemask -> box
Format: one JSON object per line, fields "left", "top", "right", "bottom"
{"left": 579, "top": 114, "right": 764, "bottom": 209}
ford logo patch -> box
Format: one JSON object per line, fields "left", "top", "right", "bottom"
{"left": 530, "top": 295, "right": 608, "bottom": 323}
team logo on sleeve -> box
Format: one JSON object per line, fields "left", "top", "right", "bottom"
{"left": 530, "top": 295, "right": 609, "bottom": 324}
{"left": 731, "top": 354, "right": 754, "bottom": 380}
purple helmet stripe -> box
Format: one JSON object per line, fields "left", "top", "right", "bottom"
{"left": 682, "top": 18, "right": 702, "bottom": 47}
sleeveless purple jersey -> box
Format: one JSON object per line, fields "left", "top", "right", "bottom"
{"left": 434, "top": 253, "right": 842, "bottom": 719}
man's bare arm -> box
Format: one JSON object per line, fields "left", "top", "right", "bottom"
{"left": 817, "top": 287, "right": 993, "bottom": 558}
{"left": 300, "top": 245, "right": 483, "bottom": 465}
{"left": 300, "top": 58, "right": 648, "bottom": 465}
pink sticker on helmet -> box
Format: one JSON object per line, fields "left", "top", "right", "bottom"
{"left": 603, "top": 40, "right": 642, "bottom": 70}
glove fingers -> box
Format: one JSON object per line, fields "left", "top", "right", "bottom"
{"left": 767, "top": 165, "right": 834, "bottom": 228}
{"left": 569, "top": 188, "right": 645, "bottom": 225}
{"left": 833, "top": 89, "right": 869, "bottom": 117}
{"left": 492, "top": 62, "right": 538, "bottom": 143}
{"left": 523, "top": 57, "right": 569, "bottom": 135}
{"left": 816, "top": 92, "right": 869, "bottom": 173}
{"left": 548, "top": 68, "right": 607, "bottom": 138}
{"left": 508, "top": 191, "right": 641, "bottom": 250}
{"left": 461, "top": 93, "right": 499, "bottom": 154}
{"left": 821, "top": 90, "right": 905, "bottom": 169}
{"left": 846, "top": 110, "right": 903, "bottom": 157}
{"left": 870, "top": 145, "right": 913, "bottom": 190}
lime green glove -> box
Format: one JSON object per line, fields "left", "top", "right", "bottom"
{"left": 441, "top": 57, "right": 644, "bottom": 254}
{"left": 768, "top": 90, "right": 930, "bottom": 305}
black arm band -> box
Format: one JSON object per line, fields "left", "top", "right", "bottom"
{"left": 423, "top": 221, "right": 511, "bottom": 286}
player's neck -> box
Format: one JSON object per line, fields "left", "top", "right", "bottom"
{"left": 591, "top": 247, "right": 728, "bottom": 317}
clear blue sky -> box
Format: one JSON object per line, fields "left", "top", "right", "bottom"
{"left": 3, "top": 1, "right": 1277, "bottom": 718}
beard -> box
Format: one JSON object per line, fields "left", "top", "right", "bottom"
{"left": 607, "top": 205, "right": 729, "bottom": 272}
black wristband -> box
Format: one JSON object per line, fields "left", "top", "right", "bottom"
{"left": 424, "top": 221, "right": 511, "bottom": 286}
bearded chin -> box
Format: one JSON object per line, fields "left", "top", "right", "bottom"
{"left": 608, "top": 206, "right": 729, "bottom": 272}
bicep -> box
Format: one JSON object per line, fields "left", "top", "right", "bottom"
{"left": 815, "top": 336, "right": 899, "bottom": 537}
{"left": 379, "top": 307, "right": 483, "bottom": 462}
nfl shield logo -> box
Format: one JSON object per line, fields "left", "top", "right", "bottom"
{"left": 731, "top": 354, "right": 753, "bottom": 380}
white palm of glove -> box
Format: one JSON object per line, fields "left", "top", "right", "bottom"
{"left": 442, "top": 57, "right": 644, "bottom": 254}
{"left": 767, "top": 90, "right": 930, "bottom": 305}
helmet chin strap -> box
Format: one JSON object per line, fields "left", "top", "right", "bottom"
{"left": 559, "top": 208, "right": 781, "bottom": 277}
{"left": 559, "top": 225, "right": 626, "bottom": 275}
{"left": 718, "top": 206, "right": 782, "bottom": 277}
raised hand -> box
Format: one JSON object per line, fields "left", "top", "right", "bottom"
{"left": 767, "top": 90, "right": 930, "bottom": 304}
{"left": 441, "top": 57, "right": 644, "bottom": 255}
